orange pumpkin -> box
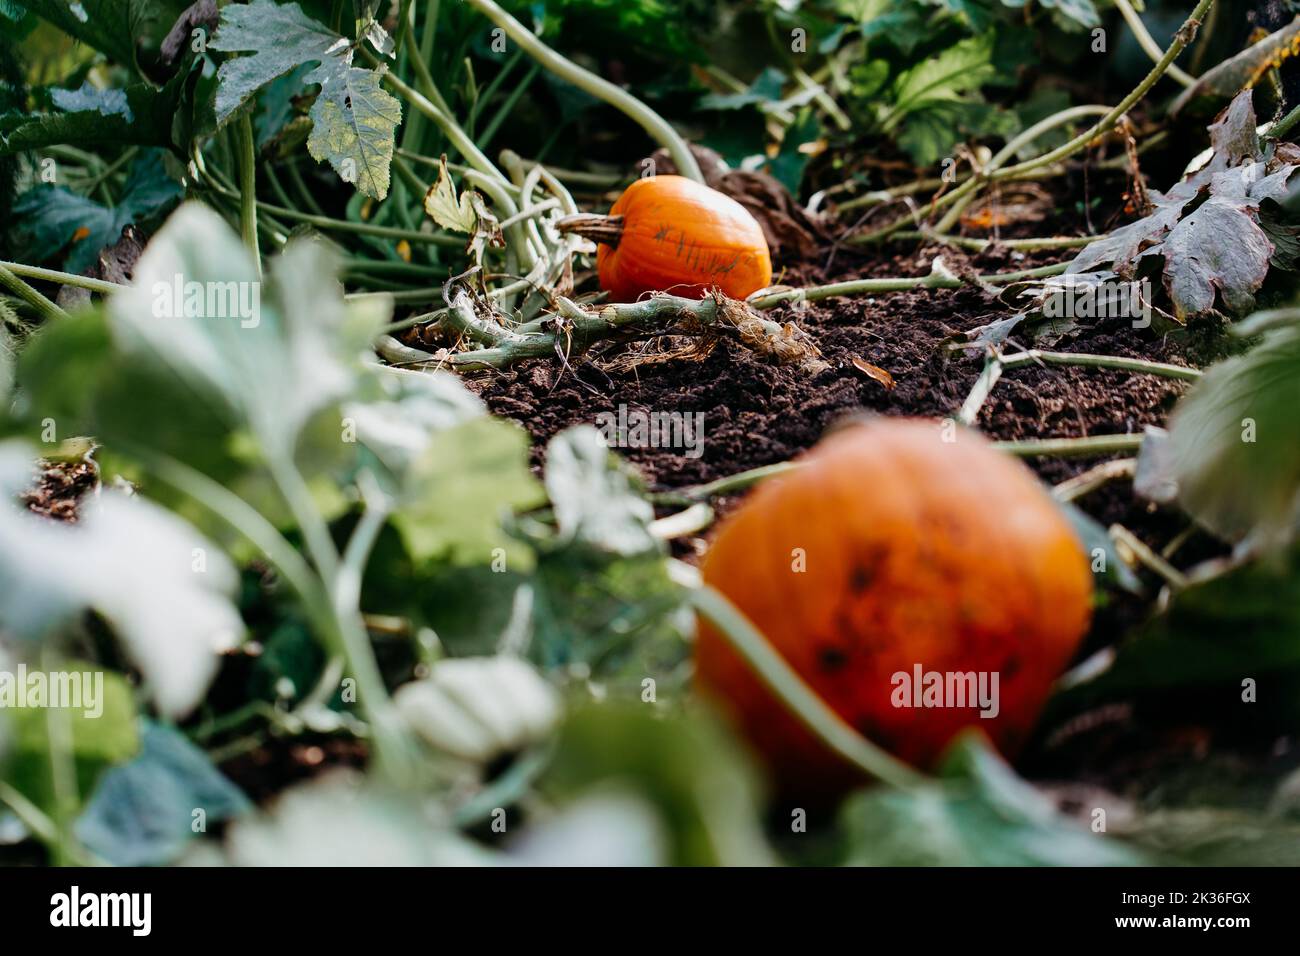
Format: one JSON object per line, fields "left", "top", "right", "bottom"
{"left": 559, "top": 175, "right": 772, "bottom": 302}
{"left": 695, "top": 417, "right": 1093, "bottom": 794}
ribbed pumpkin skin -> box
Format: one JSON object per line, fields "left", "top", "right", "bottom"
{"left": 596, "top": 175, "right": 772, "bottom": 302}
{"left": 695, "top": 418, "right": 1093, "bottom": 793}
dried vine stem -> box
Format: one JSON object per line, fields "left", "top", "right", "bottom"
{"left": 446, "top": 291, "right": 826, "bottom": 372}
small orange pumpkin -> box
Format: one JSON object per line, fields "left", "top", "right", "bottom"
{"left": 558, "top": 175, "right": 772, "bottom": 302}
{"left": 695, "top": 418, "right": 1093, "bottom": 794}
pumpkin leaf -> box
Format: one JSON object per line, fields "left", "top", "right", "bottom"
{"left": 1047, "top": 541, "right": 1300, "bottom": 729}
{"left": 544, "top": 427, "right": 657, "bottom": 557}
{"left": 1154, "top": 324, "right": 1300, "bottom": 543}
{"left": 189, "top": 773, "right": 493, "bottom": 866}
{"left": 390, "top": 416, "right": 545, "bottom": 569}
{"left": 543, "top": 705, "right": 773, "bottom": 866}
{"left": 10, "top": 150, "right": 182, "bottom": 273}
{"left": 75, "top": 721, "right": 252, "bottom": 867}
{"left": 209, "top": 0, "right": 401, "bottom": 198}
{"left": 1067, "top": 92, "right": 1299, "bottom": 320}
{"left": 4, "top": 666, "right": 139, "bottom": 820}
{"left": 841, "top": 733, "right": 1147, "bottom": 865}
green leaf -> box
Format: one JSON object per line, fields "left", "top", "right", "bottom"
{"left": 50, "top": 83, "right": 132, "bottom": 119}
{"left": 209, "top": 0, "right": 401, "bottom": 198}
{"left": 1158, "top": 326, "right": 1300, "bottom": 542}
{"left": 10, "top": 149, "right": 182, "bottom": 272}
{"left": 17, "top": 1, "right": 192, "bottom": 68}
{"left": 1047, "top": 542, "right": 1300, "bottom": 729}
{"left": 75, "top": 720, "right": 251, "bottom": 866}
{"left": 841, "top": 733, "right": 1148, "bottom": 865}
{"left": 882, "top": 32, "right": 996, "bottom": 133}
{"left": 544, "top": 427, "right": 656, "bottom": 557}
{"left": 188, "top": 772, "right": 493, "bottom": 865}
{"left": 0, "top": 440, "right": 245, "bottom": 719}
{"left": 543, "top": 705, "right": 773, "bottom": 866}
{"left": 4, "top": 665, "right": 139, "bottom": 819}
{"left": 1059, "top": 499, "right": 1144, "bottom": 595}
{"left": 391, "top": 416, "right": 545, "bottom": 568}
{"left": 697, "top": 67, "right": 785, "bottom": 111}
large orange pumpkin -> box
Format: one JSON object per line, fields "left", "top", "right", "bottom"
{"left": 695, "top": 417, "right": 1093, "bottom": 794}
{"left": 559, "top": 175, "right": 772, "bottom": 302}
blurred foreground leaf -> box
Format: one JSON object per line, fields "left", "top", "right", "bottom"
{"left": 76, "top": 721, "right": 251, "bottom": 866}
{"left": 543, "top": 706, "right": 773, "bottom": 866}
{"left": 841, "top": 734, "right": 1147, "bottom": 865}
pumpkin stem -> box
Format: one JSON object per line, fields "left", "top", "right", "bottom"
{"left": 555, "top": 213, "right": 625, "bottom": 247}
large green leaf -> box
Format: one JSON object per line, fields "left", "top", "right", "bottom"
{"left": 209, "top": 0, "right": 401, "bottom": 198}
{"left": 10, "top": 149, "right": 182, "bottom": 272}
{"left": 390, "top": 416, "right": 544, "bottom": 568}
{"left": 187, "top": 772, "right": 493, "bottom": 865}
{"left": 0, "top": 68, "right": 196, "bottom": 157}
{"left": 544, "top": 427, "right": 656, "bottom": 557}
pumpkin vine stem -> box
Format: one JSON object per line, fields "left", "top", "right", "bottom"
{"left": 555, "top": 213, "right": 625, "bottom": 248}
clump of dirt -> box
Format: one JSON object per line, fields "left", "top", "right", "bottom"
{"left": 21, "top": 458, "right": 98, "bottom": 522}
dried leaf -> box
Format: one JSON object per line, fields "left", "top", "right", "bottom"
{"left": 423, "top": 156, "right": 477, "bottom": 233}
{"left": 851, "top": 356, "right": 896, "bottom": 390}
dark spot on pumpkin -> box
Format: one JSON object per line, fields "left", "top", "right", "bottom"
{"left": 849, "top": 564, "right": 873, "bottom": 593}
{"left": 1002, "top": 654, "right": 1021, "bottom": 678}
{"left": 818, "top": 646, "right": 848, "bottom": 673}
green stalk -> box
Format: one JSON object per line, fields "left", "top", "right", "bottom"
{"left": 478, "top": 63, "right": 540, "bottom": 153}
{"left": 235, "top": 113, "right": 261, "bottom": 274}
{"left": 461, "top": 0, "right": 704, "bottom": 182}
{"left": 0, "top": 264, "right": 70, "bottom": 321}
{"left": 690, "top": 587, "right": 925, "bottom": 790}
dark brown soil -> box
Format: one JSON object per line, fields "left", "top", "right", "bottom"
{"left": 465, "top": 240, "right": 1198, "bottom": 543}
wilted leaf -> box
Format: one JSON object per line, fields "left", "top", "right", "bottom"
{"left": 1068, "top": 92, "right": 1297, "bottom": 319}
{"left": 209, "top": 0, "right": 401, "bottom": 198}
{"left": 850, "top": 356, "right": 895, "bottom": 390}
{"left": 423, "top": 156, "right": 478, "bottom": 233}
